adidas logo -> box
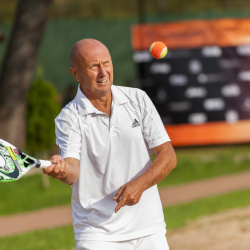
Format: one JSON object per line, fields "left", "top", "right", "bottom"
{"left": 132, "top": 119, "right": 140, "bottom": 128}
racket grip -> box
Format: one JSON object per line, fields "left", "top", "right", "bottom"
{"left": 39, "top": 160, "right": 52, "bottom": 168}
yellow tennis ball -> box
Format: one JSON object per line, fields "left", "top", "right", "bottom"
{"left": 149, "top": 41, "right": 168, "bottom": 59}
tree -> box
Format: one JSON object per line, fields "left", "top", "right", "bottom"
{"left": 0, "top": 0, "right": 51, "bottom": 148}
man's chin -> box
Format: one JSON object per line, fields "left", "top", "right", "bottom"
{"left": 97, "top": 82, "right": 112, "bottom": 91}
{"left": 97, "top": 86, "right": 112, "bottom": 97}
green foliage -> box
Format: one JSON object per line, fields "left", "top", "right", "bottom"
{"left": 26, "top": 70, "right": 61, "bottom": 156}
{"left": 2, "top": 0, "right": 250, "bottom": 22}
{"left": 2, "top": 8, "right": 250, "bottom": 93}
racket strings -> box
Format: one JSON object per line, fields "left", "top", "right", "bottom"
{"left": 0, "top": 140, "right": 38, "bottom": 182}
{"left": 0, "top": 147, "right": 15, "bottom": 173}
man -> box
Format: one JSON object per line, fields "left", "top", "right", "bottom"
{"left": 43, "top": 38, "right": 177, "bottom": 250}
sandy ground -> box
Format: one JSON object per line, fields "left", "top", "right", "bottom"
{"left": 167, "top": 206, "right": 250, "bottom": 250}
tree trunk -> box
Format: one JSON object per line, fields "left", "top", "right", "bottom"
{"left": 0, "top": 0, "right": 51, "bottom": 148}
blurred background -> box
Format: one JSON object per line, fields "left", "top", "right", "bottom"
{"left": 0, "top": 0, "right": 250, "bottom": 249}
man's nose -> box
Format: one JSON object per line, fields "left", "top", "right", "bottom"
{"left": 98, "top": 65, "right": 107, "bottom": 76}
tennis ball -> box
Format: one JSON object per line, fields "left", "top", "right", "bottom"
{"left": 149, "top": 41, "right": 168, "bottom": 59}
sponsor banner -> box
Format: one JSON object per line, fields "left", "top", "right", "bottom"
{"left": 166, "top": 120, "right": 250, "bottom": 146}
{"left": 131, "top": 19, "right": 250, "bottom": 146}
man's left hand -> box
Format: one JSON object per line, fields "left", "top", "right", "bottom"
{"left": 113, "top": 180, "right": 144, "bottom": 213}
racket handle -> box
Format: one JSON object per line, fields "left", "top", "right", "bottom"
{"left": 38, "top": 160, "right": 52, "bottom": 168}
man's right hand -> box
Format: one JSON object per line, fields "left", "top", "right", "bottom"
{"left": 43, "top": 155, "right": 79, "bottom": 185}
{"left": 43, "top": 155, "right": 69, "bottom": 179}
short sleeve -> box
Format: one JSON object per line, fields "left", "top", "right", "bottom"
{"left": 141, "top": 91, "right": 171, "bottom": 149}
{"left": 55, "top": 108, "right": 82, "bottom": 160}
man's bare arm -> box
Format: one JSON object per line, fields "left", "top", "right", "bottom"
{"left": 114, "top": 141, "right": 177, "bottom": 212}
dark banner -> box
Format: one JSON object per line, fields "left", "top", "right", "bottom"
{"left": 131, "top": 19, "right": 250, "bottom": 146}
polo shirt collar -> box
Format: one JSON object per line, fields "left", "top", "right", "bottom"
{"left": 75, "top": 85, "right": 129, "bottom": 116}
{"left": 111, "top": 85, "right": 129, "bottom": 106}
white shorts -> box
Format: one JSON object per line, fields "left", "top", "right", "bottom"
{"left": 75, "top": 230, "right": 169, "bottom": 250}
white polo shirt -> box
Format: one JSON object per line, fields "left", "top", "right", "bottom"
{"left": 55, "top": 85, "right": 171, "bottom": 242}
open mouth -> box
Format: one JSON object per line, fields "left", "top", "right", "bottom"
{"left": 97, "top": 79, "right": 108, "bottom": 85}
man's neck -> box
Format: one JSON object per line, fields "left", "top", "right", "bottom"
{"left": 89, "top": 92, "right": 112, "bottom": 116}
{"left": 80, "top": 87, "right": 113, "bottom": 116}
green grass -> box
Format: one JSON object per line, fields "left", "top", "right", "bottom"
{"left": 158, "top": 144, "right": 250, "bottom": 187}
{"left": 164, "top": 188, "right": 250, "bottom": 230}
{"left": 0, "top": 174, "right": 72, "bottom": 216}
{"left": 0, "top": 145, "right": 250, "bottom": 216}
{"left": 1, "top": 188, "right": 250, "bottom": 249}
{"left": 0, "top": 225, "right": 75, "bottom": 250}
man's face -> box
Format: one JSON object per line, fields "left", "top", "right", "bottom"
{"left": 70, "top": 44, "right": 113, "bottom": 99}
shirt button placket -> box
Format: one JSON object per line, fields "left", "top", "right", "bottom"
{"left": 110, "top": 112, "right": 116, "bottom": 136}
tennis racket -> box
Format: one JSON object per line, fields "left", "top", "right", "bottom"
{"left": 0, "top": 139, "right": 51, "bottom": 183}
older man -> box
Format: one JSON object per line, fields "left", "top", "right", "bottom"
{"left": 43, "top": 38, "right": 177, "bottom": 250}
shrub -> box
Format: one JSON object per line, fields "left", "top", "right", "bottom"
{"left": 26, "top": 70, "right": 61, "bottom": 157}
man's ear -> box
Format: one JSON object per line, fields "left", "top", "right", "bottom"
{"left": 69, "top": 67, "right": 79, "bottom": 82}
